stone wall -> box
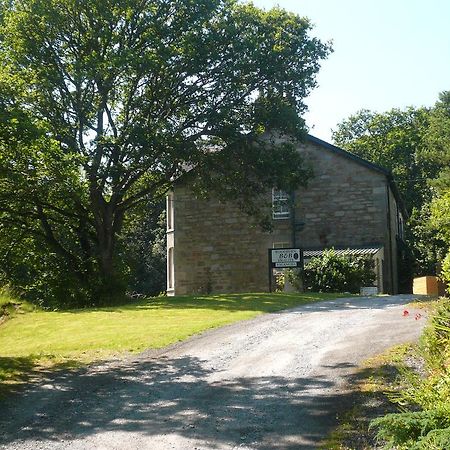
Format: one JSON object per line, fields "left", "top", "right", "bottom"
{"left": 293, "top": 141, "right": 388, "bottom": 250}
{"left": 169, "top": 139, "right": 399, "bottom": 295}
{"left": 171, "top": 187, "right": 273, "bottom": 294}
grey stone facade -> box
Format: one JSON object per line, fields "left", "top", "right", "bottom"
{"left": 166, "top": 135, "right": 405, "bottom": 295}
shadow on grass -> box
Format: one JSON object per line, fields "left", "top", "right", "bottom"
{"left": 62, "top": 292, "right": 341, "bottom": 314}
{"left": 64, "top": 293, "right": 426, "bottom": 316}
{"left": 0, "top": 354, "right": 389, "bottom": 450}
{"left": 0, "top": 356, "right": 81, "bottom": 399}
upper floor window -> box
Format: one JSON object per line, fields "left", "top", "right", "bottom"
{"left": 167, "top": 193, "right": 174, "bottom": 231}
{"left": 272, "top": 189, "right": 290, "bottom": 220}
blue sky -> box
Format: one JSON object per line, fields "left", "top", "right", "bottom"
{"left": 252, "top": 0, "right": 450, "bottom": 141}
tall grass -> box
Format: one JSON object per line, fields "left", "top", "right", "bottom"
{"left": 0, "top": 286, "right": 34, "bottom": 318}
{"left": 0, "top": 285, "right": 13, "bottom": 308}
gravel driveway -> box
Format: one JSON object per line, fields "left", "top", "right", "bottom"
{"left": 0, "top": 295, "right": 427, "bottom": 450}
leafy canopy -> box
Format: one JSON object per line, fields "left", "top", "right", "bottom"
{"left": 0, "top": 0, "right": 331, "bottom": 306}
{"left": 424, "top": 91, "right": 450, "bottom": 191}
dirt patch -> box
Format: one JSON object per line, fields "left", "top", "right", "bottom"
{"left": 0, "top": 302, "right": 24, "bottom": 323}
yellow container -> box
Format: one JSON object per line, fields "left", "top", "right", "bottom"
{"left": 413, "top": 276, "right": 440, "bottom": 296}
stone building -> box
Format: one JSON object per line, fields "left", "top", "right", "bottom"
{"left": 166, "top": 135, "right": 407, "bottom": 295}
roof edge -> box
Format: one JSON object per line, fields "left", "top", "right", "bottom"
{"left": 306, "top": 134, "right": 390, "bottom": 176}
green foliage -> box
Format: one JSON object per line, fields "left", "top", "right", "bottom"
{"left": 371, "top": 300, "right": 450, "bottom": 449}
{"left": 424, "top": 92, "right": 450, "bottom": 191}
{"left": 418, "top": 93, "right": 450, "bottom": 277}
{"left": 303, "top": 249, "right": 375, "bottom": 293}
{"left": 274, "top": 269, "right": 303, "bottom": 292}
{"left": 427, "top": 189, "right": 450, "bottom": 283}
{"left": 429, "top": 191, "right": 450, "bottom": 246}
{"left": 372, "top": 411, "right": 450, "bottom": 450}
{"left": 420, "top": 300, "right": 450, "bottom": 371}
{"left": 0, "top": 0, "right": 331, "bottom": 307}
{"left": 121, "top": 200, "right": 166, "bottom": 296}
{"left": 0, "top": 286, "right": 34, "bottom": 322}
{"left": 415, "top": 427, "right": 450, "bottom": 450}
{"left": 274, "top": 271, "right": 286, "bottom": 292}
{"left": 441, "top": 251, "right": 450, "bottom": 294}
{"left": 284, "top": 268, "right": 304, "bottom": 292}
{"left": 408, "top": 204, "right": 447, "bottom": 276}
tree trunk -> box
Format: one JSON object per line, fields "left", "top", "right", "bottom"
{"left": 90, "top": 188, "right": 126, "bottom": 304}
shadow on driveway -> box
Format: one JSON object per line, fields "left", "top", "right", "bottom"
{"left": 0, "top": 355, "right": 384, "bottom": 449}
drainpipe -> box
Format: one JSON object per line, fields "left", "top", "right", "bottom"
{"left": 386, "top": 183, "right": 395, "bottom": 294}
{"left": 291, "top": 191, "right": 296, "bottom": 248}
{"left": 291, "top": 191, "right": 306, "bottom": 292}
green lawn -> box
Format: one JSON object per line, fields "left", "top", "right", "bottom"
{"left": 0, "top": 291, "right": 346, "bottom": 395}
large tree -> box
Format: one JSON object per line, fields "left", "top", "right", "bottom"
{"left": 0, "top": 0, "right": 330, "bottom": 305}
{"left": 424, "top": 91, "right": 450, "bottom": 190}
{"left": 427, "top": 92, "right": 450, "bottom": 287}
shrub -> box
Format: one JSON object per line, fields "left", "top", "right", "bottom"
{"left": 274, "top": 271, "right": 286, "bottom": 292}
{"left": 420, "top": 299, "right": 450, "bottom": 371}
{"left": 372, "top": 410, "right": 450, "bottom": 450}
{"left": 441, "top": 250, "right": 450, "bottom": 294}
{"left": 303, "top": 249, "right": 375, "bottom": 293}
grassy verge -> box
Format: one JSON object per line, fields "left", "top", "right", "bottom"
{"left": 0, "top": 291, "right": 346, "bottom": 397}
{"left": 322, "top": 345, "right": 412, "bottom": 450}
{"left": 323, "top": 297, "right": 450, "bottom": 450}
{"left": 371, "top": 298, "right": 450, "bottom": 449}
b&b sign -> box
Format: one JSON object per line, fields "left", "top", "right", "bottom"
{"left": 270, "top": 248, "right": 301, "bottom": 268}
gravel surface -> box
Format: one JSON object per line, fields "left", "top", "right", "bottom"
{"left": 0, "top": 295, "right": 427, "bottom": 450}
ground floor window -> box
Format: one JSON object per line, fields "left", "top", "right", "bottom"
{"left": 168, "top": 247, "right": 174, "bottom": 289}
{"left": 273, "top": 242, "right": 290, "bottom": 248}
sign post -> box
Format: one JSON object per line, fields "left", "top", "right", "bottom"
{"left": 268, "top": 248, "right": 302, "bottom": 292}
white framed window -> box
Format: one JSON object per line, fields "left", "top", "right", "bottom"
{"left": 273, "top": 242, "right": 290, "bottom": 249}
{"left": 167, "top": 193, "right": 174, "bottom": 231}
{"left": 168, "top": 247, "right": 174, "bottom": 289}
{"left": 272, "top": 188, "right": 290, "bottom": 219}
